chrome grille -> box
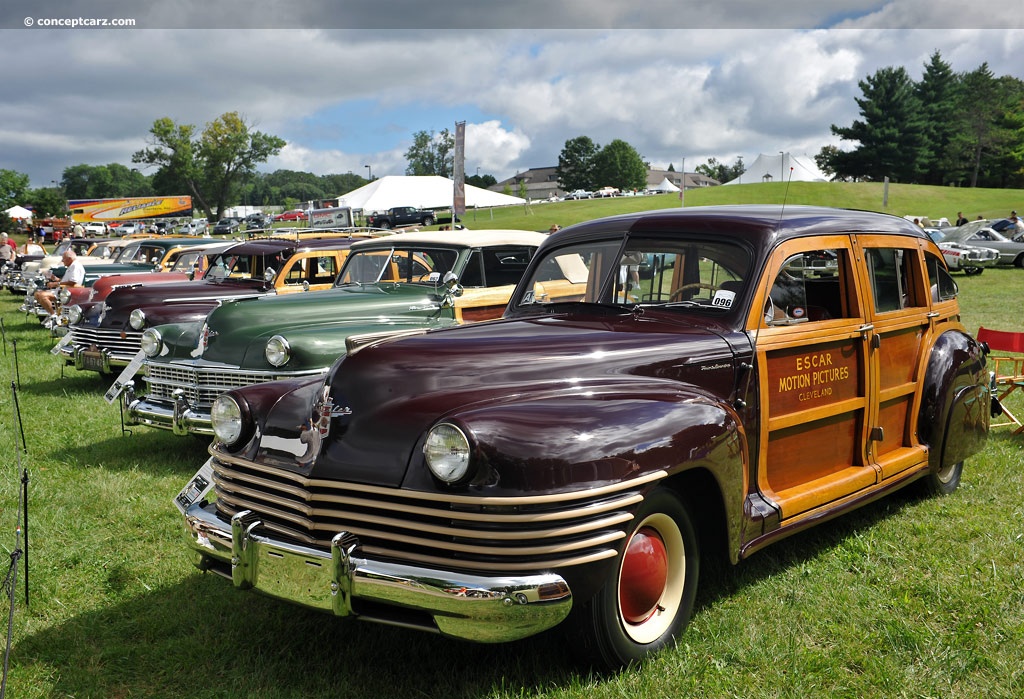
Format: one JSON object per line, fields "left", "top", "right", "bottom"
{"left": 210, "top": 449, "right": 666, "bottom": 573}
{"left": 143, "top": 363, "right": 281, "bottom": 407}
{"left": 68, "top": 326, "right": 143, "bottom": 358}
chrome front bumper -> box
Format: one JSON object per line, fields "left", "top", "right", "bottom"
{"left": 124, "top": 387, "right": 214, "bottom": 435}
{"left": 184, "top": 501, "right": 573, "bottom": 643}
{"left": 70, "top": 345, "right": 136, "bottom": 374}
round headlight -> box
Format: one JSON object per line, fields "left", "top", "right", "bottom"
{"left": 211, "top": 394, "right": 244, "bottom": 446}
{"left": 66, "top": 304, "right": 83, "bottom": 325}
{"left": 265, "top": 335, "right": 291, "bottom": 367}
{"left": 58, "top": 287, "right": 72, "bottom": 304}
{"left": 129, "top": 308, "right": 147, "bottom": 330}
{"left": 423, "top": 423, "right": 472, "bottom": 483}
{"left": 140, "top": 327, "right": 163, "bottom": 357}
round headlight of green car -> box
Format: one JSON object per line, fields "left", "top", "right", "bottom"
{"left": 265, "top": 335, "right": 291, "bottom": 367}
{"left": 140, "top": 328, "right": 163, "bottom": 357}
{"left": 211, "top": 394, "right": 244, "bottom": 446}
{"left": 129, "top": 308, "right": 147, "bottom": 330}
{"left": 66, "top": 304, "right": 83, "bottom": 325}
{"left": 423, "top": 422, "right": 472, "bottom": 483}
{"left": 58, "top": 287, "right": 72, "bottom": 304}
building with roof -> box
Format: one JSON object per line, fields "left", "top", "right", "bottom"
{"left": 491, "top": 167, "right": 719, "bottom": 201}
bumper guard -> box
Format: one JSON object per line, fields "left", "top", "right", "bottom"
{"left": 183, "top": 501, "right": 573, "bottom": 643}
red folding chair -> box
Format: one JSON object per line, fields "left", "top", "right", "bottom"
{"left": 977, "top": 327, "right": 1024, "bottom": 432}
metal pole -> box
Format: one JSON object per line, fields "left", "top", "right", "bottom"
{"left": 680, "top": 157, "right": 685, "bottom": 208}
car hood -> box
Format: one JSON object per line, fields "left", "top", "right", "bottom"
{"left": 253, "top": 309, "right": 742, "bottom": 488}
{"left": 84, "top": 278, "right": 269, "bottom": 327}
{"left": 161, "top": 283, "right": 456, "bottom": 365}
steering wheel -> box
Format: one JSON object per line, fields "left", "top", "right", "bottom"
{"left": 670, "top": 283, "right": 718, "bottom": 300}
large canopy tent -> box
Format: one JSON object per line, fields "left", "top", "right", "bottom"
{"left": 337, "top": 175, "right": 525, "bottom": 213}
{"left": 648, "top": 176, "right": 681, "bottom": 193}
{"left": 4, "top": 205, "right": 33, "bottom": 220}
{"left": 723, "top": 152, "right": 829, "bottom": 185}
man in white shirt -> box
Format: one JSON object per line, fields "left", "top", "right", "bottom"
{"left": 34, "top": 249, "right": 85, "bottom": 326}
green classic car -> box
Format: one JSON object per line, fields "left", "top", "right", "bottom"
{"left": 123, "top": 229, "right": 581, "bottom": 436}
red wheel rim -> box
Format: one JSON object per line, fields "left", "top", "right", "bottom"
{"left": 619, "top": 526, "right": 669, "bottom": 624}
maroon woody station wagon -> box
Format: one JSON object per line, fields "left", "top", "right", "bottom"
{"left": 177, "top": 205, "right": 991, "bottom": 669}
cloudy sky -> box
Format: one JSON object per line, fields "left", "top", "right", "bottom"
{"left": 1, "top": 0, "right": 1021, "bottom": 188}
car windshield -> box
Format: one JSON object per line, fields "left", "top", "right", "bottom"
{"left": 205, "top": 251, "right": 291, "bottom": 280}
{"left": 335, "top": 246, "right": 461, "bottom": 286}
{"left": 118, "top": 244, "right": 165, "bottom": 264}
{"left": 513, "top": 236, "right": 751, "bottom": 312}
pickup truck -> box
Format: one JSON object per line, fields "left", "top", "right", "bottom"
{"left": 365, "top": 206, "right": 436, "bottom": 229}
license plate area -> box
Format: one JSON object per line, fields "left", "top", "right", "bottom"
{"left": 251, "top": 542, "right": 335, "bottom": 612}
{"left": 81, "top": 350, "right": 105, "bottom": 372}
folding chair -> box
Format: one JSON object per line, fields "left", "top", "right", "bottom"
{"left": 977, "top": 327, "right": 1024, "bottom": 431}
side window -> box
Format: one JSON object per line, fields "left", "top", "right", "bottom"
{"left": 284, "top": 259, "right": 305, "bottom": 284}
{"left": 766, "top": 249, "right": 847, "bottom": 325}
{"left": 925, "top": 252, "right": 958, "bottom": 302}
{"left": 865, "top": 248, "right": 922, "bottom": 313}
{"left": 311, "top": 255, "right": 337, "bottom": 284}
{"left": 460, "top": 251, "right": 484, "bottom": 287}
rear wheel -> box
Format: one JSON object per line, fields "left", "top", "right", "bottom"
{"left": 922, "top": 460, "right": 963, "bottom": 496}
{"left": 569, "top": 488, "right": 699, "bottom": 670}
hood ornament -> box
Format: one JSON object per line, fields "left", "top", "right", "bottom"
{"left": 297, "top": 384, "right": 351, "bottom": 467}
{"left": 191, "top": 322, "right": 218, "bottom": 358}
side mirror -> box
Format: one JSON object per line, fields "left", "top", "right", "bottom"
{"left": 302, "top": 280, "right": 310, "bottom": 292}
{"left": 439, "top": 271, "right": 463, "bottom": 308}
{"left": 264, "top": 267, "right": 276, "bottom": 283}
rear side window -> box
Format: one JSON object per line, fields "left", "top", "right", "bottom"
{"left": 925, "top": 252, "right": 958, "bottom": 302}
{"left": 865, "top": 248, "right": 924, "bottom": 313}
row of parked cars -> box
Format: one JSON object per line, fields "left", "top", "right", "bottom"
{"left": 3, "top": 207, "right": 996, "bottom": 669}
{"left": 925, "top": 217, "right": 1024, "bottom": 275}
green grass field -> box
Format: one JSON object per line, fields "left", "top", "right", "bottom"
{"left": 0, "top": 183, "right": 1022, "bottom": 698}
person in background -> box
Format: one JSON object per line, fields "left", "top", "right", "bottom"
{"left": 955, "top": 211, "right": 968, "bottom": 226}
{"left": 23, "top": 237, "right": 45, "bottom": 255}
{"left": 34, "top": 248, "right": 85, "bottom": 328}
{"left": 0, "top": 234, "right": 15, "bottom": 263}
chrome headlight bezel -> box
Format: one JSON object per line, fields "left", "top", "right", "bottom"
{"left": 423, "top": 422, "right": 473, "bottom": 484}
{"left": 66, "top": 304, "right": 83, "bottom": 325}
{"left": 140, "top": 327, "right": 163, "bottom": 357}
{"left": 129, "top": 308, "right": 147, "bottom": 330}
{"left": 265, "top": 334, "right": 291, "bottom": 367}
{"left": 58, "top": 287, "right": 72, "bottom": 304}
{"left": 211, "top": 394, "right": 248, "bottom": 448}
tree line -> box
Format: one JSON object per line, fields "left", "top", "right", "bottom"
{"left": 817, "top": 50, "right": 1024, "bottom": 187}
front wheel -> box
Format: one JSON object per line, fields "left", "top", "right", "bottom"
{"left": 569, "top": 488, "right": 699, "bottom": 670}
{"left": 423, "top": 215, "right": 435, "bottom": 226}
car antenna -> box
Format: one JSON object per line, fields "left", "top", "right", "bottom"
{"left": 736, "top": 166, "right": 795, "bottom": 413}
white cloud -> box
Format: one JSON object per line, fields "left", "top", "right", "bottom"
{"left": 0, "top": 9, "right": 1020, "bottom": 188}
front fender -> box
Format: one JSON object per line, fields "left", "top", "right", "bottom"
{"left": 918, "top": 329, "right": 989, "bottom": 471}
{"left": 238, "top": 319, "right": 453, "bottom": 372}
{"left": 400, "top": 381, "right": 746, "bottom": 520}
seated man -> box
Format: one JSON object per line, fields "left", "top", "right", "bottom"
{"left": 34, "top": 249, "right": 85, "bottom": 327}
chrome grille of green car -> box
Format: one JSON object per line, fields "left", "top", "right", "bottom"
{"left": 144, "top": 363, "right": 281, "bottom": 407}
{"left": 209, "top": 449, "right": 666, "bottom": 573}
{"left": 68, "top": 326, "right": 144, "bottom": 358}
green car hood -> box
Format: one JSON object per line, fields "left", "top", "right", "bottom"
{"left": 156, "top": 283, "right": 457, "bottom": 370}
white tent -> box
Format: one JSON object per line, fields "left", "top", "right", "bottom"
{"left": 4, "top": 205, "right": 32, "bottom": 220}
{"left": 336, "top": 175, "right": 525, "bottom": 213}
{"left": 723, "top": 152, "right": 829, "bottom": 185}
{"left": 648, "top": 176, "right": 681, "bottom": 193}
